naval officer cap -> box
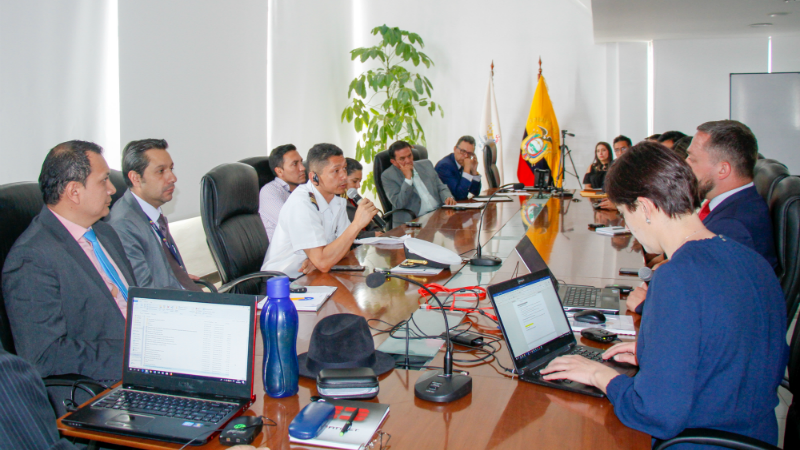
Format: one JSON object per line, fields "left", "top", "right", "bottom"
{"left": 403, "top": 238, "right": 462, "bottom": 269}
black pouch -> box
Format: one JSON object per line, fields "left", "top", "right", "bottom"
{"left": 316, "top": 367, "right": 379, "bottom": 399}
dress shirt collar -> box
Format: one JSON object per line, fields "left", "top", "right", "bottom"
{"left": 49, "top": 208, "right": 89, "bottom": 241}
{"left": 709, "top": 182, "right": 754, "bottom": 211}
{"left": 131, "top": 191, "right": 162, "bottom": 223}
{"left": 274, "top": 177, "right": 291, "bottom": 192}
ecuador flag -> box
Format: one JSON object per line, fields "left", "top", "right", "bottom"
{"left": 518, "top": 75, "right": 561, "bottom": 187}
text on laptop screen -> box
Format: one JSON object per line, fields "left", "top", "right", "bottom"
{"left": 128, "top": 297, "right": 251, "bottom": 384}
{"left": 492, "top": 275, "right": 571, "bottom": 361}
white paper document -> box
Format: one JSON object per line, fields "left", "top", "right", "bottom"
{"left": 567, "top": 313, "right": 636, "bottom": 335}
{"left": 441, "top": 203, "right": 484, "bottom": 209}
{"left": 257, "top": 286, "right": 337, "bottom": 312}
{"left": 471, "top": 195, "right": 512, "bottom": 202}
{"left": 390, "top": 260, "right": 444, "bottom": 275}
{"left": 354, "top": 235, "right": 411, "bottom": 246}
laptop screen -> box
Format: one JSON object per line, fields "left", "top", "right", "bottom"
{"left": 123, "top": 288, "right": 257, "bottom": 400}
{"left": 515, "top": 226, "right": 550, "bottom": 274}
{"left": 488, "top": 270, "right": 574, "bottom": 370}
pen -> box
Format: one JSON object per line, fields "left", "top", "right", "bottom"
{"left": 339, "top": 408, "right": 359, "bottom": 436}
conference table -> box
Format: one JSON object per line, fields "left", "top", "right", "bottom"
{"left": 58, "top": 190, "right": 651, "bottom": 449}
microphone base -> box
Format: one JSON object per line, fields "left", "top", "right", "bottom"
{"left": 469, "top": 255, "right": 502, "bottom": 266}
{"left": 414, "top": 370, "right": 472, "bottom": 403}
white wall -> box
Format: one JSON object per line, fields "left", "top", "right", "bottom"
{"left": 119, "top": 0, "right": 268, "bottom": 221}
{"left": 0, "top": 0, "right": 119, "bottom": 184}
{"left": 772, "top": 34, "right": 800, "bottom": 73}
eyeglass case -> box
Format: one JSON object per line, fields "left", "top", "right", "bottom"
{"left": 316, "top": 367, "right": 379, "bottom": 399}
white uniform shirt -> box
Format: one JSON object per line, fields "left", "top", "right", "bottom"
{"left": 261, "top": 180, "right": 350, "bottom": 277}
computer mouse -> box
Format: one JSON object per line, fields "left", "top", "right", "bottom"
{"left": 573, "top": 310, "right": 606, "bottom": 324}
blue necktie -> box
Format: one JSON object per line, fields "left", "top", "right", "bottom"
{"left": 83, "top": 229, "right": 128, "bottom": 301}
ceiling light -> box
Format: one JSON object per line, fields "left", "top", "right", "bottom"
{"left": 769, "top": 12, "right": 791, "bottom": 17}
{"left": 749, "top": 23, "right": 774, "bottom": 28}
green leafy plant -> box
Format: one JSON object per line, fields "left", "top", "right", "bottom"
{"left": 341, "top": 24, "right": 444, "bottom": 194}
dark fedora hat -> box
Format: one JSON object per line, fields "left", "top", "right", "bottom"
{"left": 298, "top": 314, "right": 395, "bottom": 379}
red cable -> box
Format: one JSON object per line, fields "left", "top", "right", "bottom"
{"left": 416, "top": 284, "right": 497, "bottom": 321}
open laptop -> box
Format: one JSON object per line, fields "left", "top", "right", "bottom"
{"left": 487, "top": 270, "right": 637, "bottom": 397}
{"left": 63, "top": 287, "right": 257, "bottom": 446}
{"left": 515, "top": 226, "right": 621, "bottom": 314}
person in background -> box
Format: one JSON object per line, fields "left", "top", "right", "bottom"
{"left": 646, "top": 134, "right": 661, "bottom": 142}
{"left": 344, "top": 157, "right": 383, "bottom": 238}
{"left": 583, "top": 142, "right": 614, "bottom": 189}
{"left": 612, "top": 135, "right": 632, "bottom": 158}
{"left": 656, "top": 130, "right": 687, "bottom": 149}
{"left": 671, "top": 135, "right": 692, "bottom": 159}
{"left": 259, "top": 144, "right": 306, "bottom": 241}
{"left": 541, "top": 141, "right": 787, "bottom": 448}
{"left": 435, "top": 135, "right": 482, "bottom": 200}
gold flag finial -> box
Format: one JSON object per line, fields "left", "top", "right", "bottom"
{"left": 491, "top": 60, "right": 494, "bottom": 78}
{"left": 538, "top": 57, "right": 542, "bottom": 80}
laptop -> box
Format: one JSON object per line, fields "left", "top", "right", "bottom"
{"left": 63, "top": 287, "right": 257, "bottom": 446}
{"left": 515, "top": 226, "right": 621, "bottom": 314}
{"left": 487, "top": 270, "right": 637, "bottom": 397}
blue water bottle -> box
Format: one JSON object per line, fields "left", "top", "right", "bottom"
{"left": 260, "top": 276, "right": 299, "bottom": 397}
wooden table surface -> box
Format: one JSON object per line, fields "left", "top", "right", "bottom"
{"left": 58, "top": 192, "right": 650, "bottom": 449}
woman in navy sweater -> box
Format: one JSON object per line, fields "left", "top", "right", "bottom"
{"left": 541, "top": 141, "right": 788, "bottom": 448}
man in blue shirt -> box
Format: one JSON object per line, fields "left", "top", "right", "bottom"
{"left": 435, "top": 136, "right": 482, "bottom": 200}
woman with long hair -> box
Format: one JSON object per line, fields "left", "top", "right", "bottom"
{"left": 583, "top": 141, "right": 614, "bottom": 189}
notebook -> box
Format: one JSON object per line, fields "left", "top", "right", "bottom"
{"left": 515, "top": 225, "right": 621, "bottom": 314}
{"left": 62, "top": 287, "right": 258, "bottom": 446}
{"left": 487, "top": 270, "right": 637, "bottom": 397}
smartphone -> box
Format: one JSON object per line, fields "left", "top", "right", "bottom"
{"left": 405, "top": 222, "right": 422, "bottom": 227}
{"left": 618, "top": 267, "right": 641, "bottom": 276}
{"left": 330, "top": 265, "right": 366, "bottom": 271}
{"left": 587, "top": 223, "right": 604, "bottom": 229}
{"left": 290, "top": 287, "right": 307, "bottom": 293}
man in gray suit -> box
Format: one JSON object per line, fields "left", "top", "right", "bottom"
{"left": 381, "top": 140, "right": 456, "bottom": 226}
{"left": 108, "top": 139, "right": 201, "bottom": 291}
{"left": 2, "top": 140, "right": 135, "bottom": 382}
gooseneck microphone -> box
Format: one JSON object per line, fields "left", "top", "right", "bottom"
{"left": 366, "top": 271, "right": 472, "bottom": 403}
{"left": 347, "top": 188, "right": 387, "bottom": 231}
{"left": 638, "top": 267, "right": 653, "bottom": 283}
{"left": 469, "top": 183, "right": 525, "bottom": 266}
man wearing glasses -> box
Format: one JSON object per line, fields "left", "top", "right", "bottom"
{"left": 435, "top": 136, "right": 482, "bottom": 200}
{"left": 612, "top": 135, "right": 631, "bottom": 158}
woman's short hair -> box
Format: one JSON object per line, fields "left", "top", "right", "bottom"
{"left": 605, "top": 141, "right": 701, "bottom": 218}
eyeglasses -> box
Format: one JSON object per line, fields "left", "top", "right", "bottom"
{"left": 456, "top": 147, "right": 475, "bottom": 156}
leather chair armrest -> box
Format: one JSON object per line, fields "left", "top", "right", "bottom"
{"left": 217, "top": 271, "right": 289, "bottom": 294}
{"left": 653, "top": 428, "right": 781, "bottom": 450}
{"left": 193, "top": 279, "right": 218, "bottom": 293}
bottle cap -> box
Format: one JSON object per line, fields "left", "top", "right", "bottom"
{"left": 266, "top": 276, "right": 290, "bottom": 299}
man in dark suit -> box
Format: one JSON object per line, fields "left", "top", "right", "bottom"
{"left": 2, "top": 140, "right": 135, "bottom": 382}
{"left": 108, "top": 139, "right": 201, "bottom": 291}
{"left": 435, "top": 135, "right": 482, "bottom": 200}
{"left": 0, "top": 348, "right": 79, "bottom": 449}
{"left": 381, "top": 140, "right": 455, "bottom": 226}
{"left": 687, "top": 120, "right": 778, "bottom": 270}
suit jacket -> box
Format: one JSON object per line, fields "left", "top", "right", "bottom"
{"left": 435, "top": 153, "right": 481, "bottom": 200}
{"left": 381, "top": 160, "right": 453, "bottom": 226}
{"left": 2, "top": 206, "right": 135, "bottom": 380}
{"left": 703, "top": 185, "right": 778, "bottom": 271}
{"left": 0, "top": 348, "right": 78, "bottom": 450}
{"left": 107, "top": 190, "right": 184, "bottom": 290}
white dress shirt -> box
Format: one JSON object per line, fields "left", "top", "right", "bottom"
{"left": 709, "top": 182, "right": 754, "bottom": 211}
{"left": 261, "top": 180, "right": 350, "bottom": 278}
{"left": 131, "top": 191, "right": 162, "bottom": 242}
{"left": 455, "top": 160, "right": 481, "bottom": 183}
{"left": 404, "top": 168, "right": 439, "bottom": 215}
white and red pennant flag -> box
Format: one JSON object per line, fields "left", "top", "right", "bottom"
{"left": 478, "top": 62, "right": 504, "bottom": 182}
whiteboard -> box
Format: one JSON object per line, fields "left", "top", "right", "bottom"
{"left": 730, "top": 72, "right": 800, "bottom": 175}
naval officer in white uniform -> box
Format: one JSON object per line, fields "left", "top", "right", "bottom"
{"left": 261, "top": 143, "right": 379, "bottom": 278}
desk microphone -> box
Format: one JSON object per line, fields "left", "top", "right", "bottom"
{"left": 366, "top": 271, "right": 472, "bottom": 403}
{"left": 347, "top": 188, "right": 387, "bottom": 231}
{"left": 638, "top": 267, "right": 653, "bottom": 283}
{"left": 470, "top": 183, "right": 524, "bottom": 266}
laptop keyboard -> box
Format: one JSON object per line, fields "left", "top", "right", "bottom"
{"left": 94, "top": 390, "right": 236, "bottom": 423}
{"left": 562, "top": 286, "right": 599, "bottom": 307}
{"left": 530, "top": 346, "right": 606, "bottom": 377}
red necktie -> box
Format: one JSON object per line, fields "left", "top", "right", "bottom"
{"left": 698, "top": 202, "right": 711, "bottom": 221}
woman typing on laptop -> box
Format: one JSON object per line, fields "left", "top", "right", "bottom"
{"left": 541, "top": 141, "right": 788, "bottom": 448}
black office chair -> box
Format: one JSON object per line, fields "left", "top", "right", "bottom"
{"left": 483, "top": 142, "right": 500, "bottom": 189}
{"left": 754, "top": 159, "right": 789, "bottom": 204}
{"left": 0, "top": 181, "right": 105, "bottom": 414}
{"left": 109, "top": 168, "right": 128, "bottom": 208}
{"left": 373, "top": 148, "right": 425, "bottom": 227}
{"left": 769, "top": 175, "right": 800, "bottom": 322}
{"left": 239, "top": 156, "right": 276, "bottom": 190}
{"left": 412, "top": 144, "right": 429, "bottom": 161}
{"left": 200, "top": 163, "right": 286, "bottom": 295}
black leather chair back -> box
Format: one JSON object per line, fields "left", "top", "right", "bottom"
{"left": 109, "top": 169, "right": 128, "bottom": 209}
{"left": 412, "top": 145, "right": 429, "bottom": 161}
{"left": 0, "top": 182, "right": 44, "bottom": 353}
{"left": 373, "top": 147, "right": 423, "bottom": 212}
{"left": 483, "top": 142, "right": 500, "bottom": 189}
{"left": 200, "top": 163, "right": 269, "bottom": 295}
{"left": 769, "top": 175, "right": 800, "bottom": 322}
{"left": 239, "top": 157, "right": 275, "bottom": 190}
{"left": 754, "top": 159, "right": 789, "bottom": 204}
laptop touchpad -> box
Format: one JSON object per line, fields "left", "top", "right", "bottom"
{"left": 107, "top": 413, "right": 154, "bottom": 429}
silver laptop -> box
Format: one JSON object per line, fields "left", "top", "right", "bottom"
{"left": 515, "top": 228, "right": 621, "bottom": 314}
{"left": 63, "top": 287, "right": 257, "bottom": 446}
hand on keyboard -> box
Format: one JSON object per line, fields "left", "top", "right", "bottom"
{"left": 539, "top": 352, "right": 620, "bottom": 395}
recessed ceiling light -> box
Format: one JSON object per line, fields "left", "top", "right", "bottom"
{"left": 769, "top": 12, "right": 791, "bottom": 17}
{"left": 749, "top": 23, "right": 774, "bottom": 28}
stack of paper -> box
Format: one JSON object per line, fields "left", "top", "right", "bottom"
{"left": 567, "top": 313, "right": 636, "bottom": 336}
{"left": 354, "top": 235, "right": 410, "bottom": 246}
{"left": 441, "top": 203, "right": 483, "bottom": 209}
{"left": 471, "top": 195, "right": 512, "bottom": 202}
{"left": 595, "top": 226, "right": 631, "bottom": 236}
{"left": 257, "top": 286, "right": 337, "bottom": 312}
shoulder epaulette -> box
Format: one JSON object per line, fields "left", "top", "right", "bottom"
{"left": 308, "top": 192, "right": 319, "bottom": 211}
